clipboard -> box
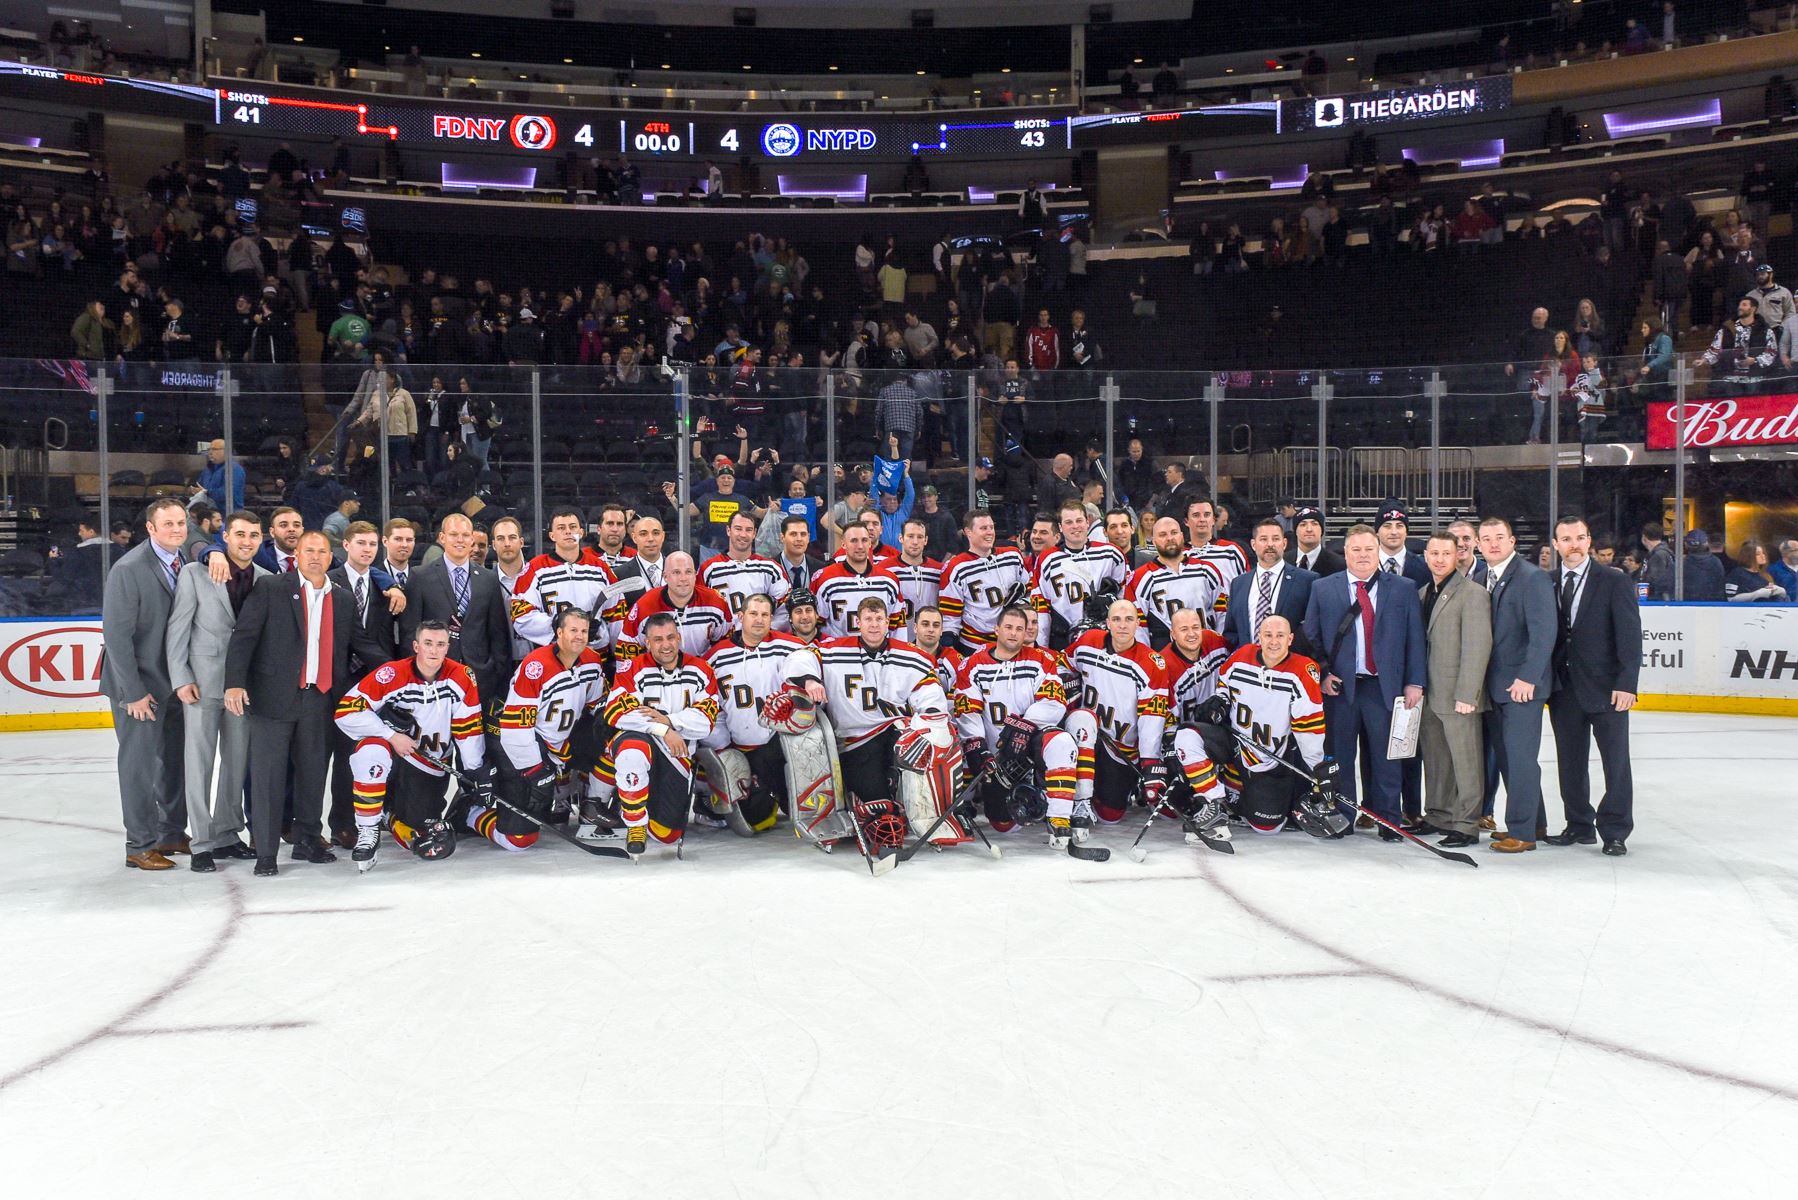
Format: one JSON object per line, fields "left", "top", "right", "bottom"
{"left": 1387, "top": 698, "right": 1421, "bottom": 760}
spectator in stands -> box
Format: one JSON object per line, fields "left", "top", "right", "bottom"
{"left": 321, "top": 492, "right": 361, "bottom": 545}
{"left": 1152, "top": 62, "right": 1180, "bottom": 105}
{"left": 1680, "top": 530, "right": 1725, "bottom": 600}
{"left": 1628, "top": 317, "right": 1676, "bottom": 403}
{"left": 877, "top": 253, "right": 907, "bottom": 323}
{"left": 1411, "top": 204, "right": 1446, "bottom": 253}
{"left": 1025, "top": 308, "right": 1061, "bottom": 384}
{"left": 902, "top": 310, "right": 939, "bottom": 366}
{"left": 1572, "top": 351, "right": 1609, "bottom": 444}
{"left": 1450, "top": 199, "right": 1496, "bottom": 254}
{"left": 199, "top": 439, "right": 245, "bottom": 514}
{"left": 373, "top": 370, "right": 418, "bottom": 472}
{"left": 1685, "top": 230, "right": 1723, "bottom": 331}
{"left": 1722, "top": 227, "right": 1760, "bottom": 310}
{"left": 1115, "top": 438, "right": 1156, "bottom": 509}
{"left": 1118, "top": 65, "right": 1141, "bottom": 108}
{"left": 1770, "top": 540, "right": 1798, "bottom": 602}
{"left": 1503, "top": 307, "right": 1555, "bottom": 380}
{"left": 1749, "top": 264, "right": 1794, "bottom": 331}
{"left": 1601, "top": 170, "right": 1630, "bottom": 250}
{"left": 1640, "top": 524, "right": 1675, "bottom": 601}
{"left": 1726, "top": 540, "right": 1788, "bottom": 603}
{"left": 1528, "top": 330, "right": 1580, "bottom": 444}
{"left": 1650, "top": 240, "right": 1688, "bottom": 331}
{"left": 1038, "top": 454, "right": 1080, "bottom": 513}
{"left": 1740, "top": 158, "right": 1776, "bottom": 235}
{"left": 984, "top": 271, "right": 1021, "bottom": 360}
{"left": 1700, "top": 297, "right": 1778, "bottom": 396}
{"left": 876, "top": 377, "right": 922, "bottom": 466}
{"left": 1572, "top": 298, "right": 1607, "bottom": 358}
{"left": 70, "top": 299, "right": 114, "bottom": 360}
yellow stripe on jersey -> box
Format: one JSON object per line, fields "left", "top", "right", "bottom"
{"left": 508, "top": 598, "right": 536, "bottom": 621}
{"left": 498, "top": 704, "right": 537, "bottom": 729}
{"left": 450, "top": 717, "right": 483, "bottom": 737}
{"left": 1035, "top": 677, "right": 1066, "bottom": 704}
{"left": 953, "top": 693, "right": 982, "bottom": 716}
{"left": 1141, "top": 694, "right": 1171, "bottom": 718}
{"left": 1292, "top": 713, "right": 1326, "bottom": 734}
{"left": 603, "top": 693, "right": 641, "bottom": 724}
{"left": 937, "top": 596, "right": 965, "bottom": 615}
{"left": 696, "top": 696, "right": 721, "bottom": 722}
{"left": 334, "top": 694, "right": 368, "bottom": 718}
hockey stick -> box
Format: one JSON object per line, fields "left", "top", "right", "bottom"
{"left": 893, "top": 760, "right": 1001, "bottom": 865}
{"left": 416, "top": 753, "right": 633, "bottom": 860}
{"left": 1225, "top": 730, "right": 1477, "bottom": 869}
{"left": 1125, "top": 786, "right": 1234, "bottom": 861}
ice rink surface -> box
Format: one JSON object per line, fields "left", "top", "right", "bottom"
{"left": 2, "top": 712, "right": 1794, "bottom": 1199}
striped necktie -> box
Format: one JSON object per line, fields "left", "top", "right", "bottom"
{"left": 1253, "top": 571, "right": 1273, "bottom": 634}
{"left": 453, "top": 565, "right": 470, "bottom": 618}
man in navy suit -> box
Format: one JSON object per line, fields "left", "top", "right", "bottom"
{"left": 1302, "top": 524, "right": 1427, "bottom": 837}
{"left": 1374, "top": 500, "right": 1433, "bottom": 587}
{"left": 1225, "top": 517, "right": 1318, "bottom": 658}
{"left": 1477, "top": 515, "right": 1558, "bottom": 853}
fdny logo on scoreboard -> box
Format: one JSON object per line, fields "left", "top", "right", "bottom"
{"left": 510, "top": 113, "right": 557, "bottom": 151}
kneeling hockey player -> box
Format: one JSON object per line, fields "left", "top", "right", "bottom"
{"left": 1062, "top": 598, "right": 1172, "bottom": 826}
{"left": 604, "top": 610, "right": 724, "bottom": 857}
{"left": 700, "top": 592, "right": 802, "bottom": 834}
{"left": 1212, "top": 614, "right": 1332, "bottom": 834}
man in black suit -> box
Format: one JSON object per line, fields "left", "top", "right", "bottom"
{"left": 325, "top": 519, "right": 399, "bottom": 845}
{"left": 400, "top": 511, "right": 513, "bottom": 711}
{"left": 1224, "top": 517, "right": 1318, "bottom": 657}
{"left": 1544, "top": 515, "right": 1641, "bottom": 856}
{"left": 1287, "top": 506, "right": 1345, "bottom": 576}
{"left": 225, "top": 530, "right": 390, "bottom": 876}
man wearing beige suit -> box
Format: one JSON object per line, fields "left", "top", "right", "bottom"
{"left": 1417, "top": 531, "right": 1491, "bottom": 849}
{"left": 166, "top": 510, "right": 268, "bottom": 872}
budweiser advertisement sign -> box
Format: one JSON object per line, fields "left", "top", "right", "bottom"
{"left": 1648, "top": 394, "right": 1798, "bottom": 450}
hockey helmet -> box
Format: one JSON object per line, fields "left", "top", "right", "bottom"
{"left": 409, "top": 818, "right": 459, "bottom": 860}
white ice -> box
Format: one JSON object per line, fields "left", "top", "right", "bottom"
{"left": 1, "top": 712, "right": 1794, "bottom": 1199}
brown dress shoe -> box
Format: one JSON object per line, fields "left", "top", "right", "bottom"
{"left": 1489, "top": 837, "right": 1536, "bottom": 853}
{"left": 1478, "top": 815, "right": 1497, "bottom": 831}
{"left": 126, "top": 850, "right": 176, "bottom": 870}
{"left": 1355, "top": 815, "right": 1375, "bottom": 830}
{"left": 331, "top": 828, "right": 357, "bottom": 850}
{"left": 153, "top": 836, "right": 191, "bottom": 856}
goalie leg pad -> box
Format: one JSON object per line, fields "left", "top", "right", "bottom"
{"left": 696, "top": 744, "right": 757, "bottom": 837}
{"left": 898, "top": 733, "right": 968, "bottom": 845}
{"left": 780, "top": 711, "right": 855, "bottom": 845}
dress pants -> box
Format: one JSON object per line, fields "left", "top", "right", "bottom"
{"left": 114, "top": 698, "right": 187, "bottom": 852}
{"left": 1420, "top": 706, "right": 1484, "bottom": 835}
{"left": 328, "top": 728, "right": 357, "bottom": 838}
{"left": 1484, "top": 699, "right": 1546, "bottom": 840}
{"left": 249, "top": 689, "right": 334, "bottom": 854}
{"left": 180, "top": 697, "right": 250, "bottom": 853}
{"left": 1325, "top": 682, "right": 1401, "bottom": 823}
{"left": 1548, "top": 696, "right": 1634, "bottom": 842}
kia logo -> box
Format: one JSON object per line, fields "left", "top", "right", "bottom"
{"left": 0, "top": 625, "right": 105, "bottom": 699}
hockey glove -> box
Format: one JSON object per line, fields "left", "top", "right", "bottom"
{"left": 1310, "top": 757, "right": 1343, "bottom": 807}
{"left": 1138, "top": 758, "right": 1169, "bottom": 809}
{"left": 526, "top": 769, "right": 560, "bottom": 817}
{"left": 961, "top": 737, "right": 991, "bottom": 776}
{"left": 1195, "top": 693, "right": 1231, "bottom": 730}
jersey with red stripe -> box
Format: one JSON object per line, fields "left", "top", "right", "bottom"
{"left": 1184, "top": 540, "right": 1248, "bottom": 631}
{"left": 699, "top": 553, "right": 791, "bottom": 617}
{"left": 1164, "top": 629, "right": 1230, "bottom": 725}
{"left": 1061, "top": 627, "right": 1170, "bottom": 755}
{"left": 704, "top": 630, "right": 804, "bottom": 748}
{"left": 1216, "top": 644, "right": 1326, "bottom": 773}
{"left": 604, "top": 652, "right": 723, "bottom": 743}
{"left": 334, "top": 656, "right": 485, "bottom": 776}
{"left": 616, "top": 585, "right": 735, "bottom": 662}
{"left": 831, "top": 544, "right": 901, "bottom": 567}
{"left": 1032, "top": 534, "right": 1128, "bottom": 646}
{"left": 889, "top": 556, "right": 942, "bottom": 631}
{"left": 809, "top": 560, "right": 907, "bottom": 639}
{"left": 510, "top": 549, "right": 622, "bottom": 648}
{"left": 952, "top": 645, "right": 1069, "bottom": 746}
{"left": 496, "top": 645, "right": 608, "bottom": 773}
{"left": 938, "top": 547, "right": 1029, "bottom": 648}
{"left": 780, "top": 636, "right": 949, "bottom": 747}
{"left": 920, "top": 643, "right": 963, "bottom": 694}
{"left": 1125, "top": 557, "right": 1225, "bottom": 645}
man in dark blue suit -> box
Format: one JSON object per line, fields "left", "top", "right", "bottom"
{"left": 1225, "top": 517, "right": 1318, "bottom": 658}
{"left": 1374, "top": 500, "right": 1433, "bottom": 587}
{"left": 1302, "top": 524, "right": 1427, "bottom": 837}
{"left": 1476, "top": 515, "right": 1558, "bottom": 853}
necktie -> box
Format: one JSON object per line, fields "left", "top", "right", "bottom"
{"left": 166, "top": 555, "right": 181, "bottom": 592}
{"left": 1560, "top": 570, "right": 1580, "bottom": 627}
{"left": 453, "top": 565, "right": 469, "bottom": 618}
{"left": 1486, "top": 568, "right": 1499, "bottom": 596}
{"left": 1253, "top": 571, "right": 1273, "bottom": 635}
{"left": 282, "top": 554, "right": 294, "bottom": 573}
{"left": 1301, "top": 552, "right": 1313, "bottom": 571}
{"left": 1356, "top": 579, "right": 1378, "bottom": 675}
{"left": 354, "top": 575, "right": 368, "bottom": 625}
{"left": 1383, "top": 557, "right": 1399, "bottom": 575}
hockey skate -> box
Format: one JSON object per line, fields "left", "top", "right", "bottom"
{"left": 352, "top": 825, "right": 380, "bottom": 873}
{"left": 1052, "top": 807, "right": 1111, "bottom": 862}
{"left": 625, "top": 825, "right": 647, "bottom": 861}
{"left": 574, "top": 797, "right": 624, "bottom": 843}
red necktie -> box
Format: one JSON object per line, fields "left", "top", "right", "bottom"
{"left": 282, "top": 554, "right": 295, "bottom": 573}
{"left": 301, "top": 586, "right": 335, "bottom": 692}
{"left": 1356, "top": 578, "right": 1377, "bottom": 676}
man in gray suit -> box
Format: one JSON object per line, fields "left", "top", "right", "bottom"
{"left": 1417, "top": 532, "right": 1491, "bottom": 849}
{"left": 100, "top": 497, "right": 192, "bottom": 871}
{"left": 166, "top": 510, "right": 267, "bottom": 872}
{"left": 1477, "top": 515, "right": 1557, "bottom": 853}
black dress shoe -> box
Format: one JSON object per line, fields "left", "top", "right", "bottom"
{"left": 214, "top": 840, "right": 257, "bottom": 860}
{"left": 1438, "top": 832, "right": 1479, "bottom": 848}
{"left": 254, "top": 856, "right": 278, "bottom": 877}
{"left": 1377, "top": 826, "right": 1404, "bottom": 843}
{"left": 290, "top": 838, "right": 338, "bottom": 864}
{"left": 1602, "top": 840, "right": 1627, "bottom": 856}
{"left": 190, "top": 851, "right": 216, "bottom": 873}
{"left": 1543, "top": 829, "right": 1597, "bottom": 847}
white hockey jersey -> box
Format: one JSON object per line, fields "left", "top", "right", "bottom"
{"left": 1031, "top": 534, "right": 1127, "bottom": 646}
{"left": 889, "top": 556, "right": 942, "bottom": 633}
{"left": 509, "top": 549, "right": 623, "bottom": 648}
{"left": 1062, "top": 627, "right": 1170, "bottom": 756}
{"left": 604, "top": 652, "right": 723, "bottom": 743}
{"left": 1164, "top": 628, "right": 1230, "bottom": 727}
{"left": 704, "top": 630, "right": 805, "bottom": 749}
{"left": 616, "top": 585, "right": 735, "bottom": 662}
{"left": 781, "top": 635, "right": 949, "bottom": 748}
{"left": 1124, "top": 557, "right": 1225, "bottom": 645}
{"left": 1184, "top": 540, "right": 1247, "bottom": 631}
{"left": 496, "top": 645, "right": 609, "bottom": 773}
{"left": 808, "top": 560, "right": 907, "bottom": 639}
{"left": 952, "top": 645, "right": 1069, "bottom": 746}
{"left": 1216, "top": 644, "right": 1326, "bottom": 773}
{"left": 699, "top": 553, "right": 791, "bottom": 617}
{"left": 334, "top": 657, "right": 486, "bottom": 776}
{"left": 937, "top": 547, "right": 1029, "bottom": 648}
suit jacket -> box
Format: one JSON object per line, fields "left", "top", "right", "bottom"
{"left": 400, "top": 556, "right": 513, "bottom": 702}
{"left": 100, "top": 540, "right": 186, "bottom": 703}
{"left": 225, "top": 573, "right": 391, "bottom": 715}
{"left": 329, "top": 565, "right": 398, "bottom": 680}
{"left": 1422, "top": 570, "right": 1491, "bottom": 715}
{"left": 1380, "top": 547, "right": 1433, "bottom": 588}
{"left": 1552, "top": 562, "right": 1642, "bottom": 711}
{"left": 1288, "top": 545, "right": 1346, "bottom": 577}
{"left": 1224, "top": 563, "right": 1318, "bottom": 656}
{"left": 167, "top": 559, "right": 269, "bottom": 698}
{"left": 1302, "top": 568, "right": 1427, "bottom": 707}
{"left": 1483, "top": 556, "right": 1557, "bottom": 704}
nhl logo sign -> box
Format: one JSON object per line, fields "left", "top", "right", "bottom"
{"left": 1314, "top": 97, "right": 1345, "bottom": 128}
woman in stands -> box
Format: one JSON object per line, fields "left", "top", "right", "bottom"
{"left": 1572, "top": 298, "right": 1607, "bottom": 357}
{"left": 1528, "top": 330, "right": 1580, "bottom": 445}
{"left": 1685, "top": 230, "right": 1723, "bottom": 332}
{"left": 114, "top": 309, "right": 150, "bottom": 372}
{"left": 1725, "top": 540, "right": 1789, "bottom": 603}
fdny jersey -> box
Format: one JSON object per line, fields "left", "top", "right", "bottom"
{"left": 704, "top": 630, "right": 804, "bottom": 748}
{"left": 781, "top": 636, "right": 949, "bottom": 747}
{"left": 510, "top": 550, "right": 623, "bottom": 648}
{"left": 1062, "top": 627, "right": 1170, "bottom": 756}
{"left": 1164, "top": 629, "right": 1230, "bottom": 726}
{"left": 809, "top": 560, "right": 907, "bottom": 639}
{"left": 938, "top": 547, "right": 1029, "bottom": 648}
{"left": 496, "top": 645, "right": 609, "bottom": 773}
{"left": 889, "top": 556, "right": 942, "bottom": 633}
{"left": 1125, "top": 557, "right": 1225, "bottom": 647}
{"left": 831, "top": 544, "right": 901, "bottom": 567}
{"left": 604, "top": 652, "right": 723, "bottom": 743}
{"left": 920, "top": 643, "right": 963, "bottom": 694}
{"left": 1032, "top": 535, "right": 1128, "bottom": 647}
{"left": 1216, "top": 644, "right": 1326, "bottom": 773}
{"left": 617, "top": 585, "right": 735, "bottom": 662}
{"left": 1184, "top": 541, "right": 1248, "bottom": 631}
{"left": 335, "top": 657, "right": 485, "bottom": 776}
{"left": 952, "top": 646, "right": 1069, "bottom": 746}
{"left": 699, "top": 553, "right": 791, "bottom": 617}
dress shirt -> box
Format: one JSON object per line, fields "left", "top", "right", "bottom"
{"left": 1295, "top": 546, "right": 1324, "bottom": 572}
{"left": 300, "top": 577, "right": 329, "bottom": 688}
{"left": 1345, "top": 571, "right": 1377, "bottom": 675}
{"left": 1560, "top": 560, "right": 1590, "bottom": 624}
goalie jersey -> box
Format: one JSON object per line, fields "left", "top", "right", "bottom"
{"left": 1164, "top": 629, "right": 1230, "bottom": 726}
{"left": 705, "top": 630, "right": 805, "bottom": 749}
{"left": 1031, "top": 535, "right": 1127, "bottom": 647}
{"left": 510, "top": 549, "right": 623, "bottom": 648}
{"left": 335, "top": 657, "right": 485, "bottom": 775}
{"left": 616, "top": 585, "right": 735, "bottom": 661}
{"left": 1124, "top": 558, "right": 1225, "bottom": 647}
{"left": 603, "top": 652, "right": 723, "bottom": 743}
{"left": 952, "top": 646, "right": 1069, "bottom": 746}
{"left": 780, "top": 636, "right": 949, "bottom": 747}
{"left": 937, "top": 547, "right": 1029, "bottom": 648}
{"left": 1216, "top": 644, "right": 1326, "bottom": 773}
{"left": 496, "top": 645, "right": 609, "bottom": 774}
{"left": 1062, "top": 627, "right": 1170, "bottom": 756}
